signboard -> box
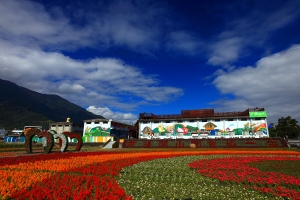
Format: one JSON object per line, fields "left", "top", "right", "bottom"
{"left": 249, "top": 111, "right": 267, "bottom": 118}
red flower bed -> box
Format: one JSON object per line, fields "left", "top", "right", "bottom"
{"left": 0, "top": 151, "right": 124, "bottom": 166}
{"left": 1, "top": 150, "right": 300, "bottom": 199}
{"left": 8, "top": 154, "right": 178, "bottom": 199}
{"left": 189, "top": 156, "right": 300, "bottom": 199}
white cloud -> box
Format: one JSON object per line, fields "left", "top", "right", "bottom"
{"left": 212, "top": 44, "right": 300, "bottom": 123}
{"left": 207, "top": 37, "right": 242, "bottom": 66}
{"left": 0, "top": 0, "right": 186, "bottom": 120}
{"left": 0, "top": 39, "right": 183, "bottom": 110}
{"left": 0, "top": 0, "right": 166, "bottom": 53}
{"left": 207, "top": 1, "right": 300, "bottom": 66}
{"left": 0, "top": 0, "right": 87, "bottom": 50}
{"left": 86, "top": 106, "right": 138, "bottom": 124}
{"left": 0, "top": 0, "right": 207, "bottom": 56}
{"left": 58, "top": 83, "right": 85, "bottom": 94}
{"left": 166, "top": 31, "right": 202, "bottom": 55}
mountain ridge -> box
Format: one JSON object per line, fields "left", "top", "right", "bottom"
{"left": 0, "top": 79, "right": 104, "bottom": 130}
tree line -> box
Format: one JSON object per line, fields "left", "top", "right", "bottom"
{"left": 268, "top": 116, "right": 300, "bottom": 139}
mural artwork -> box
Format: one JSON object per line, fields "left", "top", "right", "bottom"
{"left": 84, "top": 126, "right": 111, "bottom": 137}
{"left": 140, "top": 120, "right": 268, "bottom": 138}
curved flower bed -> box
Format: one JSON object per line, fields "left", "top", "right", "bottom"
{"left": 189, "top": 156, "right": 300, "bottom": 199}
{"left": 0, "top": 150, "right": 300, "bottom": 199}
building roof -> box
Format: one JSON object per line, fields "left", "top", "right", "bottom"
{"left": 83, "top": 118, "right": 110, "bottom": 123}
{"left": 139, "top": 107, "right": 265, "bottom": 121}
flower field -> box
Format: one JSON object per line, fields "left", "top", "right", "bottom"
{"left": 1, "top": 148, "right": 300, "bottom": 199}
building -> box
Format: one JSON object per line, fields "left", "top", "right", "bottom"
{"left": 83, "top": 119, "right": 132, "bottom": 142}
{"left": 137, "top": 107, "right": 268, "bottom": 139}
{"left": 49, "top": 119, "right": 83, "bottom": 143}
{"left": 49, "top": 121, "right": 83, "bottom": 135}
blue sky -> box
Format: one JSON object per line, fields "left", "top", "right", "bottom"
{"left": 0, "top": 0, "right": 300, "bottom": 125}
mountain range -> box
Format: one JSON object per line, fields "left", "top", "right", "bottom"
{"left": 0, "top": 79, "right": 104, "bottom": 130}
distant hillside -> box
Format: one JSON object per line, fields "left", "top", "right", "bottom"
{"left": 0, "top": 79, "right": 105, "bottom": 130}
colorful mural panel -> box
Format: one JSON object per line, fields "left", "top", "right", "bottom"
{"left": 84, "top": 126, "right": 110, "bottom": 136}
{"left": 139, "top": 119, "right": 268, "bottom": 138}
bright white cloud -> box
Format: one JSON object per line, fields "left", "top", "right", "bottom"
{"left": 0, "top": 39, "right": 183, "bottom": 110}
{"left": 0, "top": 0, "right": 166, "bottom": 52}
{"left": 0, "top": 0, "right": 185, "bottom": 109}
{"left": 212, "top": 44, "right": 300, "bottom": 123}
{"left": 86, "top": 106, "right": 138, "bottom": 124}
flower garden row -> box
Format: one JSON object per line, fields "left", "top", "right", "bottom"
{"left": 189, "top": 156, "right": 300, "bottom": 199}
{"left": 1, "top": 149, "right": 300, "bottom": 199}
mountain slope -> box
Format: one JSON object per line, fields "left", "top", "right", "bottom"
{"left": 0, "top": 79, "right": 104, "bottom": 130}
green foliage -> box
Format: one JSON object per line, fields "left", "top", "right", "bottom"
{"left": 272, "top": 116, "right": 300, "bottom": 138}
{"left": 268, "top": 127, "right": 278, "bottom": 137}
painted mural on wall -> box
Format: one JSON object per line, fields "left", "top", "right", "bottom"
{"left": 140, "top": 120, "right": 268, "bottom": 137}
{"left": 142, "top": 123, "right": 201, "bottom": 137}
{"left": 84, "top": 126, "right": 110, "bottom": 136}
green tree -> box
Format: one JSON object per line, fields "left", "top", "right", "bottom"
{"left": 268, "top": 122, "right": 278, "bottom": 137}
{"left": 275, "top": 116, "right": 300, "bottom": 139}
